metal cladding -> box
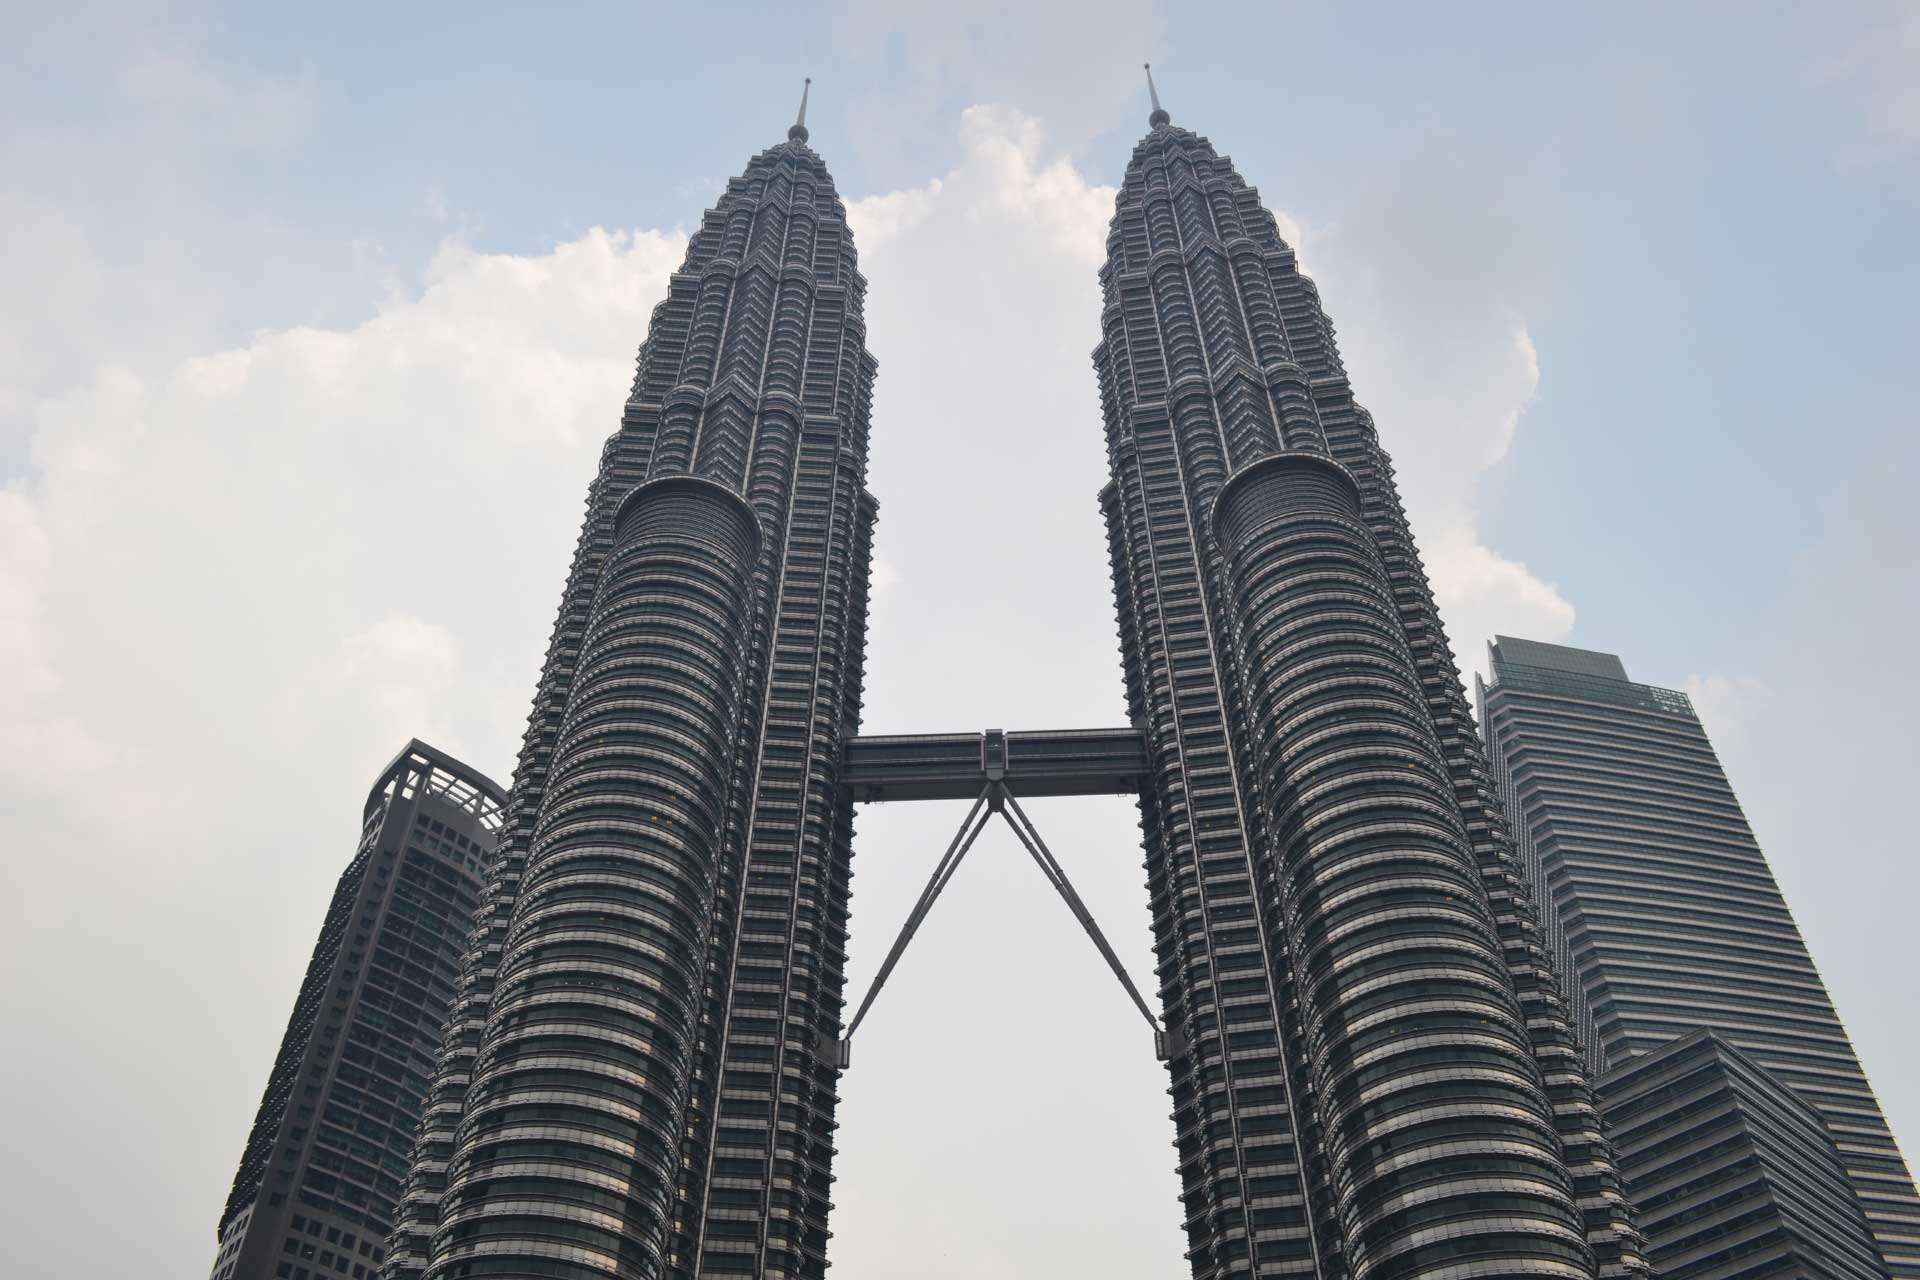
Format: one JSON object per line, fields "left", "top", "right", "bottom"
{"left": 1480, "top": 637, "right": 1920, "bottom": 1276}
{"left": 210, "top": 741, "right": 505, "bottom": 1280}
{"left": 1094, "top": 114, "right": 1645, "bottom": 1276}
{"left": 387, "top": 127, "right": 876, "bottom": 1280}
{"left": 435, "top": 478, "right": 763, "bottom": 1273}
{"left": 1597, "top": 1031, "right": 1889, "bottom": 1280}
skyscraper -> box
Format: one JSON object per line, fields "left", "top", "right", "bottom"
{"left": 1088, "top": 82, "right": 1643, "bottom": 1277}
{"left": 385, "top": 84, "right": 1651, "bottom": 1280}
{"left": 1478, "top": 635, "right": 1920, "bottom": 1275}
{"left": 210, "top": 741, "right": 504, "bottom": 1280}
{"left": 386, "top": 89, "right": 879, "bottom": 1280}
{"left": 1597, "top": 1030, "right": 1887, "bottom": 1279}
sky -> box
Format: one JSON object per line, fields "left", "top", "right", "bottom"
{"left": 2, "top": 2, "right": 1917, "bottom": 1276}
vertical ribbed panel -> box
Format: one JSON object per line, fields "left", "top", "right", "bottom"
{"left": 388, "top": 133, "right": 876, "bottom": 1280}
{"left": 1094, "top": 118, "right": 1646, "bottom": 1277}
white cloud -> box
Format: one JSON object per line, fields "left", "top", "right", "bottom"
{"left": 844, "top": 177, "right": 942, "bottom": 247}
{"left": 1284, "top": 208, "right": 1571, "bottom": 673}
{"left": 1682, "top": 672, "right": 1776, "bottom": 751}
{"left": 0, "top": 222, "right": 686, "bottom": 1273}
{"left": 2, "top": 223, "right": 687, "bottom": 782}
{"left": 340, "top": 614, "right": 465, "bottom": 748}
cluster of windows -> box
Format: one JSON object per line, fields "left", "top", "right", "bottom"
{"left": 412, "top": 810, "right": 486, "bottom": 876}
{"left": 275, "top": 1211, "right": 387, "bottom": 1280}
{"left": 1598, "top": 1033, "right": 1887, "bottom": 1280}
{"left": 206, "top": 1205, "right": 249, "bottom": 1280}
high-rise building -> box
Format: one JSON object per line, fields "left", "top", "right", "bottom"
{"left": 386, "top": 89, "right": 879, "bottom": 1280}
{"left": 1598, "top": 1029, "right": 1887, "bottom": 1280}
{"left": 1478, "top": 635, "right": 1920, "bottom": 1275}
{"left": 210, "top": 741, "right": 504, "bottom": 1280}
{"left": 1088, "top": 81, "right": 1642, "bottom": 1279}
{"left": 385, "top": 85, "right": 1648, "bottom": 1280}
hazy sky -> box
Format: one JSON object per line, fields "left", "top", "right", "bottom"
{"left": 4, "top": 3, "right": 1917, "bottom": 1277}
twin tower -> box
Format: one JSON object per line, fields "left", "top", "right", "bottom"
{"left": 383, "top": 87, "right": 1651, "bottom": 1280}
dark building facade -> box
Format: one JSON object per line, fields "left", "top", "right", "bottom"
{"left": 385, "top": 98, "right": 878, "bottom": 1280}
{"left": 1084, "top": 90, "right": 1643, "bottom": 1278}
{"left": 380, "top": 90, "right": 1655, "bottom": 1280}
{"left": 1478, "top": 635, "right": 1920, "bottom": 1275}
{"left": 1597, "top": 1030, "right": 1887, "bottom": 1279}
{"left": 211, "top": 741, "right": 505, "bottom": 1280}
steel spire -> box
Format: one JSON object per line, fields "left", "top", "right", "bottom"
{"left": 789, "top": 76, "right": 811, "bottom": 143}
{"left": 1144, "top": 62, "right": 1169, "bottom": 127}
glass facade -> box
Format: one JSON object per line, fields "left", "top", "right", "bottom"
{"left": 210, "top": 741, "right": 505, "bottom": 1280}
{"left": 1598, "top": 1030, "right": 1887, "bottom": 1279}
{"left": 1479, "top": 634, "right": 1920, "bottom": 1275}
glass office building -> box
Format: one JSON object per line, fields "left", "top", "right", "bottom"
{"left": 210, "top": 741, "right": 504, "bottom": 1280}
{"left": 1598, "top": 1029, "right": 1886, "bottom": 1279}
{"left": 1479, "top": 635, "right": 1919, "bottom": 1275}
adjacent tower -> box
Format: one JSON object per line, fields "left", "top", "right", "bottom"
{"left": 1092, "top": 79, "right": 1645, "bottom": 1277}
{"left": 210, "top": 741, "right": 504, "bottom": 1280}
{"left": 1478, "top": 635, "right": 1920, "bottom": 1275}
{"left": 386, "top": 91, "right": 878, "bottom": 1280}
{"left": 1598, "top": 1030, "right": 1888, "bottom": 1280}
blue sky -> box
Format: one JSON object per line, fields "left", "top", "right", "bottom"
{"left": 3, "top": 3, "right": 1916, "bottom": 1277}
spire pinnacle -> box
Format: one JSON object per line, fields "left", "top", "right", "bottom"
{"left": 789, "top": 77, "right": 811, "bottom": 143}
{"left": 1144, "top": 62, "right": 1169, "bottom": 128}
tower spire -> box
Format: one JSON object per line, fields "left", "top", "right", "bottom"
{"left": 1144, "top": 62, "right": 1169, "bottom": 127}
{"left": 789, "top": 76, "right": 811, "bottom": 143}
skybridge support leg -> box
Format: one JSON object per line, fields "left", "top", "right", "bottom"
{"left": 834, "top": 782, "right": 1175, "bottom": 1068}
{"left": 835, "top": 787, "right": 995, "bottom": 1064}
{"left": 998, "top": 791, "right": 1170, "bottom": 1057}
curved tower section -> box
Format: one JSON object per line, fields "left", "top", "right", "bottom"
{"left": 388, "top": 115, "right": 877, "bottom": 1280}
{"left": 1094, "top": 101, "right": 1647, "bottom": 1278}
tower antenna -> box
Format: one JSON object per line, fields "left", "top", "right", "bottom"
{"left": 1144, "top": 62, "right": 1169, "bottom": 127}
{"left": 790, "top": 77, "right": 812, "bottom": 143}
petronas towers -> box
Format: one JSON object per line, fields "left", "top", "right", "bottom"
{"left": 386, "top": 98, "right": 874, "bottom": 1279}
{"left": 1092, "top": 96, "right": 1643, "bottom": 1278}
{"left": 368, "top": 80, "right": 1904, "bottom": 1280}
